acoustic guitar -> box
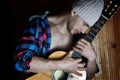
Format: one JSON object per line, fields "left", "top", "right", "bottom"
{"left": 26, "top": 0, "right": 120, "bottom": 80}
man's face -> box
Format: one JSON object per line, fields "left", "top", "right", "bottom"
{"left": 67, "top": 14, "right": 89, "bottom": 35}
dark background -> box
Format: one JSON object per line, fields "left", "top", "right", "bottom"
{"left": 1, "top": 0, "right": 16, "bottom": 80}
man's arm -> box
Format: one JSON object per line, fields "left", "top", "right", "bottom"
{"left": 28, "top": 52, "right": 86, "bottom": 76}
{"left": 28, "top": 56, "right": 57, "bottom": 73}
{"left": 86, "top": 58, "right": 99, "bottom": 80}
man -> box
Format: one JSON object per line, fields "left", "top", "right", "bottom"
{"left": 14, "top": 0, "right": 104, "bottom": 79}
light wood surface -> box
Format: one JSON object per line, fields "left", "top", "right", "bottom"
{"left": 92, "top": 8, "right": 120, "bottom": 80}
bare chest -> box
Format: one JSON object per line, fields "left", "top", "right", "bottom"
{"left": 50, "top": 28, "right": 73, "bottom": 51}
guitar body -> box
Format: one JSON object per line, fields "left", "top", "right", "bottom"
{"left": 26, "top": 72, "right": 51, "bottom": 80}
{"left": 26, "top": 51, "right": 87, "bottom": 80}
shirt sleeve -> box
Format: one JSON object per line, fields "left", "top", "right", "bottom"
{"left": 14, "top": 16, "right": 41, "bottom": 73}
{"left": 14, "top": 36, "right": 39, "bottom": 73}
{"left": 14, "top": 14, "right": 51, "bottom": 73}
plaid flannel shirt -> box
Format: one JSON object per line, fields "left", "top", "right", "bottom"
{"left": 14, "top": 12, "right": 51, "bottom": 73}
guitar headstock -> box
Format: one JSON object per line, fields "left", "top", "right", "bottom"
{"left": 102, "top": 0, "right": 120, "bottom": 19}
{"left": 84, "top": 0, "right": 120, "bottom": 43}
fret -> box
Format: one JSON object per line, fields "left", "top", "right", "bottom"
{"left": 98, "top": 16, "right": 108, "bottom": 25}
{"left": 101, "top": 15, "right": 108, "bottom": 20}
{"left": 94, "top": 24, "right": 101, "bottom": 29}
{"left": 90, "top": 28, "right": 98, "bottom": 36}
{"left": 84, "top": 28, "right": 98, "bottom": 42}
{"left": 84, "top": 34, "right": 93, "bottom": 42}
{"left": 92, "top": 25, "right": 100, "bottom": 32}
{"left": 94, "top": 21, "right": 103, "bottom": 29}
{"left": 91, "top": 27, "right": 98, "bottom": 33}
{"left": 89, "top": 31, "right": 96, "bottom": 37}
{"left": 86, "top": 33, "right": 95, "bottom": 41}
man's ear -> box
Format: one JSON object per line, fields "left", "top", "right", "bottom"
{"left": 71, "top": 10, "right": 76, "bottom": 16}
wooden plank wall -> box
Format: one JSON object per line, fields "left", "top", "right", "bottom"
{"left": 92, "top": 8, "right": 120, "bottom": 80}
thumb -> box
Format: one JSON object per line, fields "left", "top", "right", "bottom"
{"left": 68, "top": 50, "right": 74, "bottom": 57}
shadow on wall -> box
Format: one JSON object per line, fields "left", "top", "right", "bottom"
{"left": 11, "top": 0, "right": 75, "bottom": 41}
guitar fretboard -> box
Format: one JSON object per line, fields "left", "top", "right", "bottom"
{"left": 84, "top": 15, "right": 107, "bottom": 42}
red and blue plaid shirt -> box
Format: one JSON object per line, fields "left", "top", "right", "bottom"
{"left": 14, "top": 12, "right": 51, "bottom": 73}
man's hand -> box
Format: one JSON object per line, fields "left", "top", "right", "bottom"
{"left": 58, "top": 50, "right": 86, "bottom": 76}
{"left": 73, "top": 38, "right": 96, "bottom": 62}
{"left": 73, "top": 38, "right": 99, "bottom": 79}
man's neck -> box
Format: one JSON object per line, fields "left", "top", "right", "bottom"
{"left": 47, "top": 14, "right": 70, "bottom": 34}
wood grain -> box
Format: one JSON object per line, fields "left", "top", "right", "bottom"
{"left": 92, "top": 8, "right": 120, "bottom": 80}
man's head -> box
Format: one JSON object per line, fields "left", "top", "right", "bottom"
{"left": 67, "top": 0, "right": 104, "bottom": 35}
{"left": 72, "top": 0, "right": 104, "bottom": 27}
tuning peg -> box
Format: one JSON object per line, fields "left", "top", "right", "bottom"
{"left": 109, "top": 12, "right": 112, "bottom": 15}
{"left": 115, "top": 5, "right": 118, "bottom": 7}
{"left": 107, "top": 5, "right": 110, "bottom": 8}
{"left": 105, "top": 9, "right": 107, "bottom": 12}
{"left": 112, "top": 9, "right": 115, "bottom": 11}
{"left": 110, "top": 1, "right": 112, "bottom": 4}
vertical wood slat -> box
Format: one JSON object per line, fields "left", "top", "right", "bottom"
{"left": 105, "top": 17, "right": 116, "bottom": 80}
{"left": 113, "top": 9, "right": 120, "bottom": 80}
{"left": 93, "top": 8, "right": 120, "bottom": 80}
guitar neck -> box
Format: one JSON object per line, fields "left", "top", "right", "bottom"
{"left": 84, "top": 15, "right": 107, "bottom": 42}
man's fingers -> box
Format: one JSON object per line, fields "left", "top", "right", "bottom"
{"left": 73, "top": 47, "right": 82, "bottom": 53}
{"left": 72, "top": 70, "right": 83, "bottom": 76}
